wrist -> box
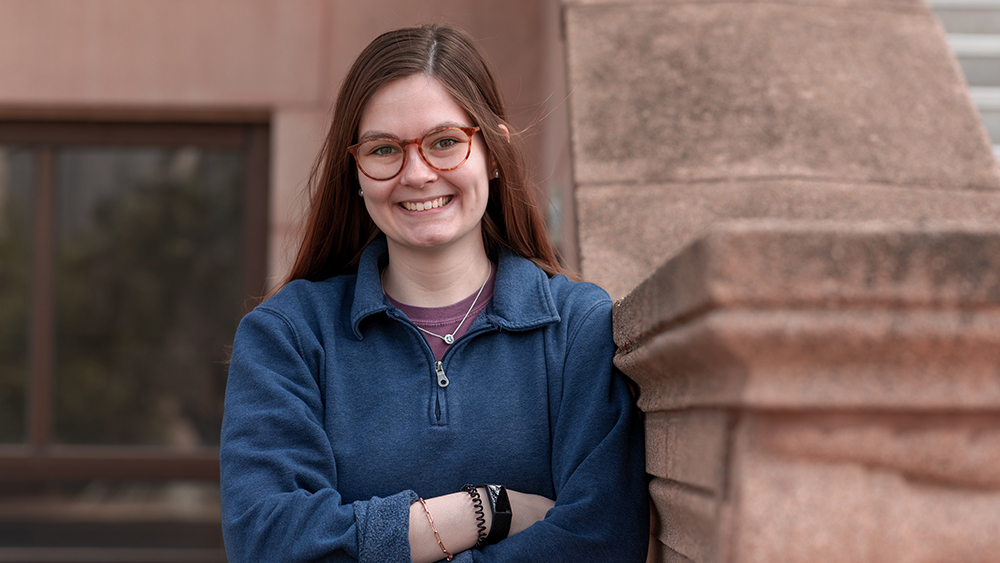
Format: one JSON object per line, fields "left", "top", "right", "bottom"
{"left": 478, "top": 484, "right": 512, "bottom": 546}
{"left": 461, "top": 484, "right": 489, "bottom": 548}
{"left": 409, "top": 492, "right": 486, "bottom": 562}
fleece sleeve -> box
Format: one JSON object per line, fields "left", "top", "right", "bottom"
{"left": 456, "top": 298, "right": 649, "bottom": 563}
{"left": 219, "top": 306, "right": 416, "bottom": 563}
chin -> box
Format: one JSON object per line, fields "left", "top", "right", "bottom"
{"left": 414, "top": 237, "right": 459, "bottom": 249}
{"left": 389, "top": 222, "right": 482, "bottom": 253}
{"left": 407, "top": 230, "right": 478, "bottom": 251}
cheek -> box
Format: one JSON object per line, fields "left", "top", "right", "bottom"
{"left": 358, "top": 177, "right": 385, "bottom": 199}
{"left": 359, "top": 184, "right": 392, "bottom": 221}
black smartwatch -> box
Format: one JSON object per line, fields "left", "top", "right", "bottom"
{"left": 479, "top": 484, "right": 511, "bottom": 545}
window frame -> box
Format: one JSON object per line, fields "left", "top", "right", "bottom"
{"left": 0, "top": 115, "right": 269, "bottom": 482}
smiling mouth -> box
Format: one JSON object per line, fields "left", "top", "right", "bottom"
{"left": 400, "top": 196, "right": 452, "bottom": 212}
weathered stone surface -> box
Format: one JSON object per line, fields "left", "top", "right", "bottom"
{"left": 613, "top": 224, "right": 1000, "bottom": 561}
{"left": 614, "top": 221, "right": 1000, "bottom": 348}
{"left": 649, "top": 477, "right": 719, "bottom": 563}
{"left": 564, "top": 0, "right": 1000, "bottom": 559}
{"left": 661, "top": 545, "right": 694, "bottom": 563}
{"left": 579, "top": 181, "right": 1000, "bottom": 298}
{"left": 564, "top": 0, "right": 922, "bottom": 9}
{"left": 564, "top": 1, "right": 997, "bottom": 189}
{"left": 732, "top": 415, "right": 1000, "bottom": 562}
{"left": 615, "top": 223, "right": 1000, "bottom": 412}
{"left": 564, "top": 0, "right": 1000, "bottom": 296}
{"left": 622, "top": 307, "right": 1000, "bottom": 413}
{"left": 645, "top": 410, "right": 731, "bottom": 493}
{"left": 751, "top": 412, "right": 1000, "bottom": 489}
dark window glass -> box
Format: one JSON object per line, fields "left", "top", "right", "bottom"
{"left": 0, "top": 121, "right": 263, "bottom": 560}
{"left": 0, "top": 147, "right": 33, "bottom": 444}
{"left": 53, "top": 147, "right": 246, "bottom": 446}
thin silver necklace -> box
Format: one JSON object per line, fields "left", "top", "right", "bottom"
{"left": 385, "top": 262, "right": 491, "bottom": 345}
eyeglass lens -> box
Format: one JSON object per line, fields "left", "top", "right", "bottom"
{"left": 354, "top": 127, "right": 474, "bottom": 180}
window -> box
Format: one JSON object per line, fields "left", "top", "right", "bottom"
{"left": 0, "top": 118, "right": 268, "bottom": 560}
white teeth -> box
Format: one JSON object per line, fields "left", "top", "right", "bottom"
{"left": 402, "top": 196, "right": 450, "bottom": 212}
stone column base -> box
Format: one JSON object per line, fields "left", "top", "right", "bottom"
{"left": 614, "top": 220, "right": 1000, "bottom": 562}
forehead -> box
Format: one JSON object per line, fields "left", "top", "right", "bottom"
{"left": 358, "top": 74, "right": 473, "bottom": 138}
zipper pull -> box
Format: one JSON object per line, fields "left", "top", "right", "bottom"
{"left": 435, "top": 361, "right": 450, "bottom": 388}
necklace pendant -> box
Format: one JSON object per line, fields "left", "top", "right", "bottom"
{"left": 444, "top": 334, "right": 455, "bottom": 345}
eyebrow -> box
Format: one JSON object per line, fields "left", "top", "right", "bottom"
{"left": 357, "top": 121, "right": 472, "bottom": 144}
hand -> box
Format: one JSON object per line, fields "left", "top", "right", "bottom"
{"left": 505, "top": 489, "right": 555, "bottom": 536}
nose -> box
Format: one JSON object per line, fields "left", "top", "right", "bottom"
{"left": 398, "top": 143, "right": 437, "bottom": 187}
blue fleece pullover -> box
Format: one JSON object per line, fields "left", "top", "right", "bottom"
{"left": 220, "top": 237, "right": 648, "bottom": 562}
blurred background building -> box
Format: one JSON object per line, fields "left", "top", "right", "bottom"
{"left": 0, "top": 0, "right": 996, "bottom": 561}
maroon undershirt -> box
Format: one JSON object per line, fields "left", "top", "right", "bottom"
{"left": 385, "top": 263, "right": 497, "bottom": 361}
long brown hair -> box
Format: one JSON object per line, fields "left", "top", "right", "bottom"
{"left": 281, "top": 24, "right": 562, "bottom": 288}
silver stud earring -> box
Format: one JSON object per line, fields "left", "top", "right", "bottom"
{"left": 492, "top": 170, "right": 499, "bottom": 179}
{"left": 358, "top": 188, "right": 364, "bottom": 197}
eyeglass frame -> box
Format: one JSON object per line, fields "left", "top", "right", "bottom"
{"left": 347, "top": 126, "right": 482, "bottom": 181}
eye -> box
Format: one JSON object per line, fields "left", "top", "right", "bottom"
{"left": 432, "top": 137, "right": 459, "bottom": 150}
{"left": 358, "top": 139, "right": 401, "bottom": 157}
{"left": 367, "top": 143, "right": 400, "bottom": 157}
{"left": 425, "top": 130, "right": 468, "bottom": 153}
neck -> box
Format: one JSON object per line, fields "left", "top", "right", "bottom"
{"left": 382, "top": 240, "right": 492, "bottom": 307}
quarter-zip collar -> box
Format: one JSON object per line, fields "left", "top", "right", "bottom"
{"left": 350, "top": 236, "right": 560, "bottom": 340}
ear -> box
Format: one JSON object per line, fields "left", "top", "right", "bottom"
{"left": 490, "top": 124, "right": 510, "bottom": 172}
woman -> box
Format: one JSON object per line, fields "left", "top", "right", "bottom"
{"left": 220, "top": 24, "right": 648, "bottom": 563}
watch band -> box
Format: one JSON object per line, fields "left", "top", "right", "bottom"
{"left": 478, "top": 483, "right": 511, "bottom": 545}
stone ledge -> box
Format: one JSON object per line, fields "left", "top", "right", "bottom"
{"left": 620, "top": 304, "right": 1000, "bottom": 412}
{"left": 614, "top": 220, "right": 1000, "bottom": 351}
{"left": 614, "top": 223, "right": 1000, "bottom": 561}
{"left": 579, "top": 185, "right": 1000, "bottom": 298}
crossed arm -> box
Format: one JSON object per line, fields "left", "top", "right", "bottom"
{"left": 407, "top": 488, "right": 554, "bottom": 563}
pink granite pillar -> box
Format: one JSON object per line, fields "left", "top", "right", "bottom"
{"left": 562, "top": 0, "right": 1000, "bottom": 298}
{"left": 561, "top": 0, "right": 1000, "bottom": 561}
{"left": 613, "top": 222, "right": 1000, "bottom": 561}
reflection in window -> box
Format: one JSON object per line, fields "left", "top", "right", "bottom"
{"left": 0, "top": 147, "right": 33, "bottom": 444}
{"left": 53, "top": 147, "right": 246, "bottom": 446}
